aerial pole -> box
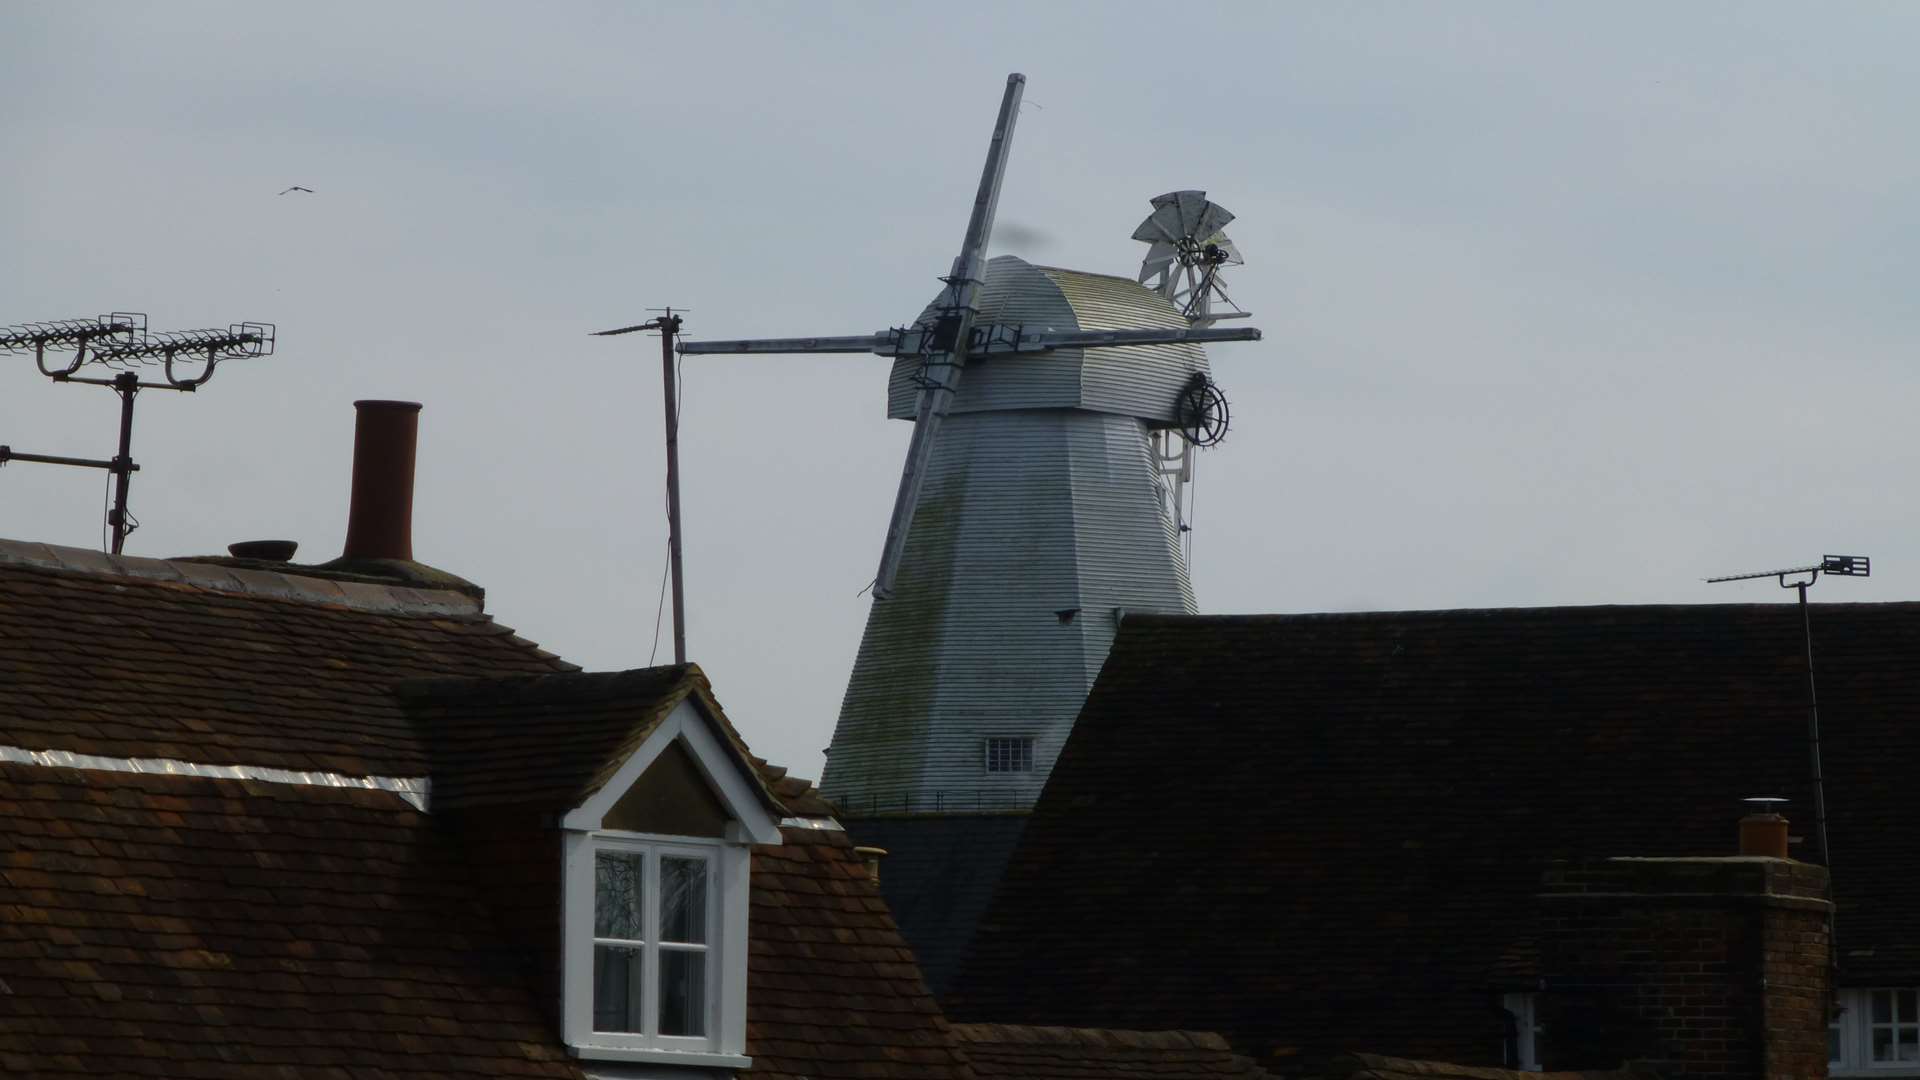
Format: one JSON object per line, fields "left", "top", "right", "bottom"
{"left": 660, "top": 312, "right": 686, "bottom": 665}
{"left": 1707, "top": 552, "right": 1871, "bottom": 971}
{"left": 593, "top": 309, "right": 688, "bottom": 665}
{"left": 108, "top": 372, "right": 139, "bottom": 553}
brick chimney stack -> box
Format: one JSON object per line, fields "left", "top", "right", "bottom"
{"left": 1535, "top": 851, "right": 1831, "bottom": 1080}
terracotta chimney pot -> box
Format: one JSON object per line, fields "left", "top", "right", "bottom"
{"left": 1739, "top": 812, "right": 1790, "bottom": 859}
{"left": 341, "top": 400, "right": 422, "bottom": 562}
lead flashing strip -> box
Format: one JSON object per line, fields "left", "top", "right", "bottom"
{"left": 780, "top": 816, "right": 845, "bottom": 831}
{"left": 0, "top": 744, "right": 432, "bottom": 812}
{"left": 0, "top": 538, "right": 481, "bottom": 616}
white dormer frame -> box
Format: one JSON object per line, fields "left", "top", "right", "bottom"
{"left": 561, "top": 696, "right": 781, "bottom": 1068}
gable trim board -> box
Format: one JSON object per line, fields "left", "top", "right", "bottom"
{"left": 561, "top": 696, "right": 782, "bottom": 845}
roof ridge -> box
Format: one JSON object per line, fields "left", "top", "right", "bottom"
{"left": 950, "top": 1022, "right": 1231, "bottom": 1050}
{"left": 0, "top": 537, "right": 482, "bottom": 616}
{"left": 1122, "top": 599, "right": 1920, "bottom": 624}
{"left": 398, "top": 664, "right": 691, "bottom": 704}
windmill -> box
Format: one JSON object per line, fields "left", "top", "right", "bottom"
{"left": 679, "top": 74, "right": 1263, "bottom": 818}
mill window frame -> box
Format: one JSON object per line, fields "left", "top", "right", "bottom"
{"left": 984, "top": 736, "right": 1035, "bottom": 774}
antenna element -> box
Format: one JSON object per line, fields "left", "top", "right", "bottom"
{"left": 2, "top": 314, "right": 275, "bottom": 553}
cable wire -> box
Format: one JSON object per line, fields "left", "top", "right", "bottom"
{"left": 1185, "top": 454, "right": 1198, "bottom": 570}
{"left": 648, "top": 548, "right": 670, "bottom": 666}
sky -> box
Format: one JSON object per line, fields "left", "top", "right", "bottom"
{"left": 5, "top": 3, "right": 1918, "bottom": 778}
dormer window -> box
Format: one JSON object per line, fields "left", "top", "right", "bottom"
{"left": 559, "top": 693, "right": 782, "bottom": 1068}
{"left": 592, "top": 844, "right": 714, "bottom": 1037}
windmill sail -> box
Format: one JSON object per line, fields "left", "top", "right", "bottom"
{"left": 870, "top": 73, "right": 1026, "bottom": 601}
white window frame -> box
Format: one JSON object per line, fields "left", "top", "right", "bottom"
{"left": 1502, "top": 991, "right": 1544, "bottom": 1072}
{"left": 566, "top": 830, "right": 746, "bottom": 1064}
{"left": 557, "top": 698, "right": 781, "bottom": 1069}
{"left": 1832, "top": 987, "right": 1920, "bottom": 1076}
{"left": 984, "top": 735, "right": 1035, "bottom": 774}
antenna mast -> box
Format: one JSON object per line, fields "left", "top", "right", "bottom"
{"left": 1, "top": 314, "right": 275, "bottom": 553}
{"left": 1706, "top": 553, "right": 1870, "bottom": 971}
{"left": 593, "top": 309, "right": 688, "bottom": 665}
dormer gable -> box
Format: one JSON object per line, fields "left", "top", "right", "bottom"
{"left": 408, "top": 666, "right": 781, "bottom": 1072}
{"left": 559, "top": 688, "right": 780, "bottom": 1070}
{"left": 559, "top": 688, "right": 782, "bottom": 844}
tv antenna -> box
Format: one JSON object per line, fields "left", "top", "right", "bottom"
{"left": 1, "top": 314, "right": 276, "bottom": 553}
{"left": 678, "top": 74, "right": 1262, "bottom": 600}
{"left": 592, "top": 308, "right": 688, "bottom": 665}
{"left": 1707, "top": 553, "right": 1869, "bottom": 963}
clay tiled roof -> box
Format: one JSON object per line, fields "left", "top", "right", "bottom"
{"left": 747, "top": 824, "right": 975, "bottom": 1080}
{"left": 0, "top": 761, "right": 581, "bottom": 1079}
{"left": 952, "top": 1024, "right": 1274, "bottom": 1080}
{"left": 0, "top": 539, "right": 980, "bottom": 1080}
{"left": 756, "top": 761, "right": 838, "bottom": 819}
{"left": 0, "top": 545, "right": 573, "bottom": 778}
{"left": 949, "top": 605, "right": 1920, "bottom": 1066}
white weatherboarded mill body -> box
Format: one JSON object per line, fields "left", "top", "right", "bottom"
{"left": 679, "top": 75, "right": 1254, "bottom": 822}
{"left": 821, "top": 255, "right": 1211, "bottom": 813}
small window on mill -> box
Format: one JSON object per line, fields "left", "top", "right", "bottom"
{"left": 984, "top": 736, "right": 1035, "bottom": 774}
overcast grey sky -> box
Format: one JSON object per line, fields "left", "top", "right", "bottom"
{"left": 6, "top": 3, "right": 1918, "bottom": 777}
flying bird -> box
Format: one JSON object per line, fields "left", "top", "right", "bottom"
{"left": 278, "top": 186, "right": 314, "bottom": 195}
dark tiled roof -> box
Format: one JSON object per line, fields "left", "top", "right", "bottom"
{"left": 953, "top": 1024, "right": 1274, "bottom": 1080}
{"left": 405, "top": 666, "right": 787, "bottom": 815}
{"left": 950, "top": 605, "right": 1920, "bottom": 1065}
{"left": 1326, "top": 1054, "right": 1653, "bottom": 1080}
{"left": 844, "top": 814, "right": 1031, "bottom": 996}
{"left": 747, "top": 824, "right": 974, "bottom": 1080}
{"left": 0, "top": 762, "right": 580, "bottom": 1079}
{"left": 0, "top": 552, "right": 573, "bottom": 778}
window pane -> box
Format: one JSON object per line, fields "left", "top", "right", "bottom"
{"left": 659, "top": 948, "right": 707, "bottom": 1036}
{"left": 595, "top": 852, "right": 645, "bottom": 940}
{"left": 986, "top": 737, "right": 1035, "bottom": 773}
{"left": 1901, "top": 1028, "right": 1919, "bottom": 1062}
{"left": 660, "top": 857, "right": 707, "bottom": 944}
{"left": 1900, "top": 989, "right": 1918, "bottom": 1020}
{"left": 593, "top": 944, "right": 644, "bottom": 1033}
{"left": 1830, "top": 1023, "right": 1843, "bottom": 1065}
{"left": 1874, "top": 1026, "right": 1895, "bottom": 1062}
{"left": 1874, "top": 991, "right": 1893, "bottom": 1024}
